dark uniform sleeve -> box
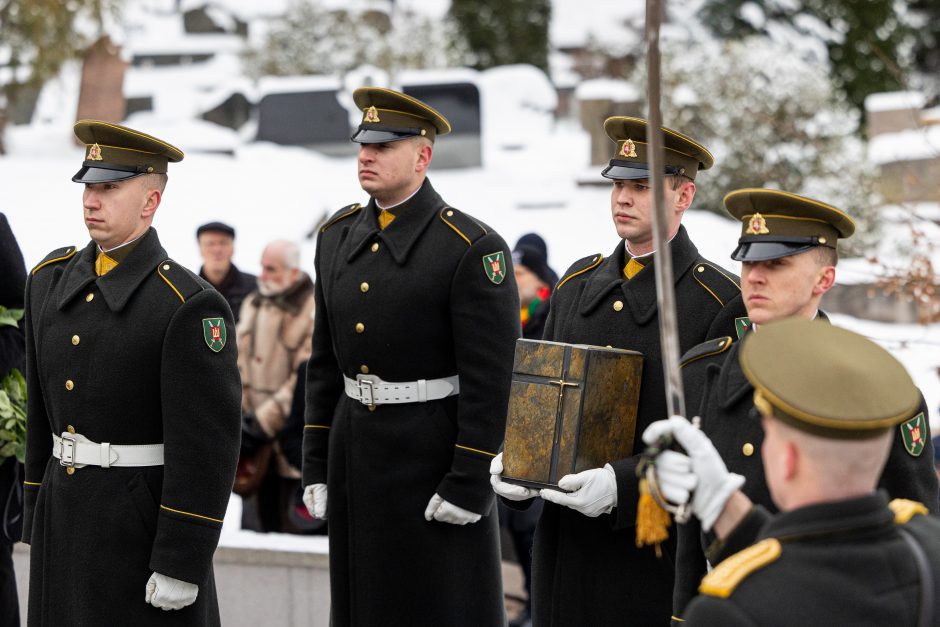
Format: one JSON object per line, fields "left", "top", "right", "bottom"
{"left": 705, "top": 506, "right": 771, "bottom": 566}
{"left": 302, "top": 238, "right": 344, "bottom": 488}
{"left": 149, "top": 289, "right": 241, "bottom": 586}
{"left": 879, "top": 395, "right": 939, "bottom": 513}
{"left": 673, "top": 517, "right": 708, "bottom": 621}
{"left": 683, "top": 595, "right": 760, "bottom": 626}
{"left": 437, "top": 232, "right": 521, "bottom": 515}
{"left": 705, "top": 292, "right": 746, "bottom": 341}
{"left": 21, "top": 275, "right": 53, "bottom": 545}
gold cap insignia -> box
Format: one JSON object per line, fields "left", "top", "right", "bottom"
{"left": 364, "top": 106, "right": 381, "bottom": 124}
{"left": 619, "top": 139, "right": 638, "bottom": 158}
{"left": 746, "top": 213, "right": 770, "bottom": 235}
{"left": 87, "top": 143, "right": 103, "bottom": 161}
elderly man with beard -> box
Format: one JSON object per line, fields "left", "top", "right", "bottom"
{"left": 237, "top": 239, "right": 315, "bottom": 533}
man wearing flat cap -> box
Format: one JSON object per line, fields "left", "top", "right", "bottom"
{"left": 645, "top": 319, "right": 940, "bottom": 626}
{"left": 669, "top": 189, "right": 938, "bottom": 621}
{"left": 21, "top": 120, "right": 241, "bottom": 626}
{"left": 196, "top": 221, "right": 256, "bottom": 324}
{"left": 302, "top": 88, "right": 519, "bottom": 625}
{"left": 491, "top": 117, "right": 746, "bottom": 626}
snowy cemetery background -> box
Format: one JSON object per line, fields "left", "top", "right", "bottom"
{"left": 4, "top": 0, "right": 940, "bottom": 624}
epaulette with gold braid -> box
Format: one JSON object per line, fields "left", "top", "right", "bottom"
{"left": 156, "top": 259, "right": 203, "bottom": 303}
{"left": 321, "top": 203, "right": 362, "bottom": 233}
{"left": 889, "top": 498, "right": 929, "bottom": 524}
{"left": 556, "top": 253, "right": 604, "bottom": 290}
{"left": 439, "top": 207, "right": 487, "bottom": 246}
{"left": 681, "top": 337, "right": 733, "bottom": 369}
{"left": 693, "top": 262, "right": 740, "bottom": 307}
{"left": 699, "top": 538, "right": 781, "bottom": 598}
{"left": 31, "top": 246, "right": 77, "bottom": 275}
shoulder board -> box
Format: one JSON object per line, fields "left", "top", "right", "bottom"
{"left": 889, "top": 498, "right": 929, "bottom": 524}
{"left": 321, "top": 203, "right": 362, "bottom": 233}
{"left": 681, "top": 337, "right": 733, "bottom": 369}
{"left": 156, "top": 259, "right": 204, "bottom": 304}
{"left": 693, "top": 262, "right": 741, "bottom": 307}
{"left": 699, "top": 538, "right": 781, "bottom": 599}
{"left": 439, "top": 207, "right": 487, "bottom": 246}
{"left": 556, "top": 253, "right": 604, "bottom": 290}
{"left": 31, "top": 246, "right": 77, "bottom": 275}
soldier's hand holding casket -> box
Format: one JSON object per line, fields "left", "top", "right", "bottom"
{"left": 539, "top": 465, "right": 618, "bottom": 517}
{"left": 489, "top": 452, "right": 538, "bottom": 501}
{"left": 642, "top": 416, "right": 744, "bottom": 531}
{"left": 424, "top": 493, "right": 482, "bottom": 525}
{"left": 145, "top": 572, "right": 198, "bottom": 610}
{"left": 303, "top": 483, "right": 328, "bottom": 519}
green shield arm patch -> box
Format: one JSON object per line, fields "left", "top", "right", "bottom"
{"left": 900, "top": 412, "right": 927, "bottom": 457}
{"left": 483, "top": 251, "right": 507, "bottom": 285}
{"left": 203, "top": 318, "right": 227, "bottom": 352}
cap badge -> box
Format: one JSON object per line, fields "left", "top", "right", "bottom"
{"left": 364, "top": 106, "right": 381, "bottom": 123}
{"left": 619, "top": 139, "right": 638, "bottom": 158}
{"left": 87, "top": 143, "right": 103, "bottom": 161}
{"left": 746, "top": 213, "right": 770, "bottom": 235}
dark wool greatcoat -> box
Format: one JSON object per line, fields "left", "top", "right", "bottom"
{"left": 671, "top": 315, "right": 940, "bottom": 621}
{"left": 302, "top": 178, "right": 520, "bottom": 626}
{"left": 526, "top": 226, "right": 746, "bottom": 627}
{"left": 22, "top": 228, "right": 241, "bottom": 626}
{"left": 683, "top": 492, "right": 940, "bottom": 626}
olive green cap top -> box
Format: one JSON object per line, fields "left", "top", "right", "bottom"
{"left": 724, "top": 188, "right": 856, "bottom": 262}
{"left": 351, "top": 87, "right": 451, "bottom": 144}
{"left": 739, "top": 319, "right": 920, "bottom": 440}
{"left": 601, "top": 116, "right": 714, "bottom": 181}
{"left": 72, "top": 120, "right": 183, "bottom": 184}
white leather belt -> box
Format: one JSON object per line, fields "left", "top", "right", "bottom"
{"left": 343, "top": 374, "right": 460, "bottom": 407}
{"left": 52, "top": 432, "right": 165, "bottom": 469}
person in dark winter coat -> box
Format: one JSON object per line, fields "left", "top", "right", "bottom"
{"left": 670, "top": 189, "right": 939, "bottom": 622}
{"left": 646, "top": 320, "right": 940, "bottom": 627}
{"left": 0, "top": 213, "right": 26, "bottom": 627}
{"left": 196, "top": 221, "right": 256, "bottom": 323}
{"left": 302, "top": 88, "right": 520, "bottom": 626}
{"left": 21, "top": 121, "right": 241, "bottom": 626}
{"left": 491, "top": 117, "right": 746, "bottom": 627}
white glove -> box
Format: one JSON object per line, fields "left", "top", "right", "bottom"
{"left": 303, "top": 483, "right": 328, "bottom": 520}
{"left": 539, "top": 464, "right": 618, "bottom": 517}
{"left": 642, "top": 415, "right": 745, "bottom": 531}
{"left": 424, "top": 493, "right": 482, "bottom": 525}
{"left": 145, "top": 572, "right": 198, "bottom": 610}
{"left": 490, "top": 452, "right": 538, "bottom": 501}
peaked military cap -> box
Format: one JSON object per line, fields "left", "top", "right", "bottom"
{"left": 740, "top": 319, "right": 920, "bottom": 439}
{"left": 72, "top": 120, "right": 184, "bottom": 184}
{"left": 351, "top": 87, "right": 451, "bottom": 144}
{"left": 601, "top": 116, "right": 714, "bottom": 181}
{"left": 725, "top": 189, "right": 856, "bottom": 262}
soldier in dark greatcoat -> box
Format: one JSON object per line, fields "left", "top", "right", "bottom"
{"left": 21, "top": 121, "right": 241, "bottom": 626}
{"left": 671, "top": 190, "right": 939, "bottom": 621}
{"left": 646, "top": 319, "right": 940, "bottom": 627}
{"left": 491, "top": 117, "right": 746, "bottom": 626}
{"left": 301, "top": 88, "right": 520, "bottom": 626}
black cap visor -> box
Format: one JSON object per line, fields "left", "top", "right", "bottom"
{"left": 72, "top": 163, "right": 147, "bottom": 184}
{"left": 601, "top": 159, "right": 681, "bottom": 181}
{"left": 731, "top": 240, "right": 818, "bottom": 262}
{"left": 351, "top": 126, "right": 422, "bottom": 144}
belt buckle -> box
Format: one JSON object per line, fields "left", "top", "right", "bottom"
{"left": 356, "top": 375, "right": 377, "bottom": 409}
{"left": 58, "top": 433, "right": 77, "bottom": 467}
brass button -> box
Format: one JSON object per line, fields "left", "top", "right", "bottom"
{"left": 360, "top": 282, "right": 369, "bottom": 293}
{"left": 371, "top": 243, "right": 379, "bottom": 253}
{"left": 743, "top": 443, "right": 755, "bottom": 457}
{"left": 85, "top": 293, "right": 94, "bottom": 302}
{"left": 613, "top": 300, "right": 624, "bottom": 312}
{"left": 360, "top": 365, "right": 369, "bottom": 374}
{"left": 446, "top": 210, "right": 454, "bottom": 217}
{"left": 71, "top": 335, "right": 80, "bottom": 346}
{"left": 818, "top": 237, "right": 827, "bottom": 245}
{"left": 66, "top": 467, "right": 75, "bottom": 475}
{"left": 355, "top": 323, "right": 365, "bottom": 333}
{"left": 606, "top": 345, "right": 612, "bottom": 348}
{"left": 368, "top": 406, "right": 377, "bottom": 412}
{"left": 697, "top": 266, "right": 705, "bottom": 273}
{"left": 162, "top": 263, "right": 171, "bottom": 270}
{"left": 65, "top": 380, "right": 74, "bottom": 391}
{"left": 67, "top": 425, "right": 75, "bottom": 434}
{"left": 592, "top": 256, "right": 598, "bottom": 263}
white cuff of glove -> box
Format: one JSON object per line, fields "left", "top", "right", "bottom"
{"left": 489, "top": 452, "right": 537, "bottom": 501}
{"left": 145, "top": 572, "right": 199, "bottom": 610}
{"left": 424, "top": 493, "right": 482, "bottom": 525}
{"left": 303, "top": 483, "right": 328, "bottom": 520}
{"left": 539, "top": 464, "right": 618, "bottom": 518}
